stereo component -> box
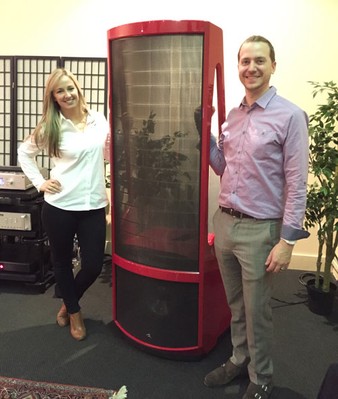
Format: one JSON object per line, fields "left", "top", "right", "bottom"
{"left": 0, "top": 212, "right": 32, "bottom": 231}
{"left": 0, "top": 166, "right": 48, "bottom": 191}
{"left": 108, "top": 20, "right": 230, "bottom": 359}
{"left": 0, "top": 185, "right": 54, "bottom": 292}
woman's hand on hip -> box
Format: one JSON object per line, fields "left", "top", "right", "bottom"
{"left": 40, "top": 179, "right": 62, "bottom": 194}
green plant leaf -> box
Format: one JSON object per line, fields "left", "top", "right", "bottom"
{"left": 306, "top": 81, "right": 338, "bottom": 292}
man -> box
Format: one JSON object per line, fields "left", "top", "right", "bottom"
{"left": 205, "top": 36, "right": 309, "bottom": 399}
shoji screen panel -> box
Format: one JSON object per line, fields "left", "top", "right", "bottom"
{"left": 0, "top": 57, "right": 12, "bottom": 165}
{"left": 15, "top": 57, "right": 59, "bottom": 169}
{"left": 63, "top": 58, "right": 107, "bottom": 115}
{"left": 0, "top": 56, "right": 107, "bottom": 168}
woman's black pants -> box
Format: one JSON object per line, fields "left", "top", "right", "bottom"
{"left": 42, "top": 202, "right": 106, "bottom": 314}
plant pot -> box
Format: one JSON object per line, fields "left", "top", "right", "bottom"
{"left": 306, "top": 279, "right": 337, "bottom": 316}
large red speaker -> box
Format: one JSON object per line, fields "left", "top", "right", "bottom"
{"left": 107, "top": 20, "right": 231, "bottom": 358}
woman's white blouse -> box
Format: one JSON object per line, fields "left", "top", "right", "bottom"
{"left": 17, "top": 110, "right": 110, "bottom": 211}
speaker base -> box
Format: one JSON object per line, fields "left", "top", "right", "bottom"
{"left": 114, "top": 320, "right": 226, "bottom": 361}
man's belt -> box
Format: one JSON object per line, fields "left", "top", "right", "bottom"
{"left": 219, "top": 206, "right": 254, "bottom": 219}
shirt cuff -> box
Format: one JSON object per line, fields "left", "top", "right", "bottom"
{"left": 281, "top": 238, "right": 297, "bottom": 245}
{"left": 281, "top": 225, "right": 310, "bottom": 241}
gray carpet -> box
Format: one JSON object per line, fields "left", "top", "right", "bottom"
{"left": 0, "top": 266, "right": 337, "bottom": 399}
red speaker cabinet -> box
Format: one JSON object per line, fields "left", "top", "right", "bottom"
{"left": 107, "top": 20, "right": 231, "bottom": 359}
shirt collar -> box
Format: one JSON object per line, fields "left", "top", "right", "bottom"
{"left": 59, "top": 109, "right": 91, "bottom": 122}
{"left": 240, "top": 86, "right": 277, "bottom": 110}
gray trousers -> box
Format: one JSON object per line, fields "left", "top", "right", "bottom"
{"left": 213, "top": 208, "right": 281, "bottom": 385}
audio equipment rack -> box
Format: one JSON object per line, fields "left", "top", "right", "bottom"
{"left": 0, "top": 167, "right": 53, "bottom": 292}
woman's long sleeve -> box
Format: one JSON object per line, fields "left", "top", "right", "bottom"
{"left": 17, "top": 138, "right": 47, "bottom": 191}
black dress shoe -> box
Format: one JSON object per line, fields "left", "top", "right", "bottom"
{"left": 242, "top": 382, "right": 273, "bottom": 399}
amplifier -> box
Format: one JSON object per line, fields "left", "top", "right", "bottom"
{"left": 0, "top": 188, "right": 44, "bottom": 237}
{"left": 0, "top": 242, "right": 50, "bottom": 282}
{"left": 0, "top": 166, "right": 48, "bottom": 191}
{"left": 0, "top": 243, "right": 42, "bottom": 273}
{"left": 0, "top": 176, "right": 53, "bottom": 291}
{"left": 0, "top": 211, "right": 32, "bottom": 231}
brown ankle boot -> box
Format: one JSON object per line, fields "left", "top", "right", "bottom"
{"left": 69, "top": 311, "right": 86, "bottom": 341}
{"left": 56, "top": 303, "right": 70, "bottom": 327}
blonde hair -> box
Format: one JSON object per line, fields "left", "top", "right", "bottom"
{"left": 33, "top": 68, "right": 88, "bottom": 157}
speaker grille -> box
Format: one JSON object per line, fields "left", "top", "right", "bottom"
{"left": 116, "top": 267, "right": 199, "bottom": 348}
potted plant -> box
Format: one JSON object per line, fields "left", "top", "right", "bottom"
{"left": 302, "top": 80, "right": 338, "bottom": 315}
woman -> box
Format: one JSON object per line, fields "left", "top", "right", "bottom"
{"left": 18, "top": 68, "right": 110, "bottom": 341}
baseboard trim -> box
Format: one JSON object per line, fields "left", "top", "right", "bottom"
{"left": 290, "top": 253, "right": 337, "bottom": 282}
{"left": 289, "top": 254, "right": 317, "bottom": 271}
